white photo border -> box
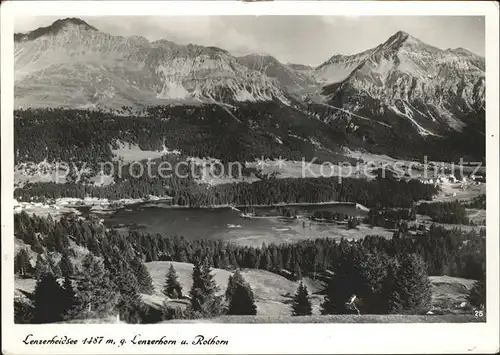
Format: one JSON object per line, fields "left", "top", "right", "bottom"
{"left": 1, "top": 1, "right": 499, "bottom": 354}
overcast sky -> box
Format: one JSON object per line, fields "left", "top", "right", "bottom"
{"left": 15, "top": 16, "right": 484, "bottom": 66}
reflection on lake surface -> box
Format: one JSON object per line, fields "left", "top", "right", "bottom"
{"left": 91, "top": 202, "right": 384, "bottom": 247}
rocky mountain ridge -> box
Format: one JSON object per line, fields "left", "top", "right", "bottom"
{"left": 316, "top": 31, "right": 485, "bottom": 136}
{"left": 15, "top": 18, "right": 292, "bottom": 109}
{"left": 15, "top": 18, "right": 485, "bottom": 138}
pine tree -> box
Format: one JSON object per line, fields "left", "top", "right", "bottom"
{"left": 291, "top": 281, "right": 312, "bottom": 316}
{"left": 388, "top": 254, "right": 432, "bottom": 314}
{"left": 131, "top": 258, "right": 154, "bottom": 295}
{"left": 103, "top": 248, "right": 144, "bottom": 323}
{"left": 54, "top": 230, "right": 66, "bottom": 253}
{"left": 270, "top": 244, "right": 282, "bottom": 271}
{"left": 34, "top": 254, "right": 50, "bottom": 279}
{"left": 226, "top": 270, "right": 257, "bottom": 315}
{"left": 321, "top": 273, "right": 352, "bottom": 314}
{"left": 29, "top": 231, "right": 44, "bottom": 253}
{"left": 380, "top": 258, "right": 399, "bottom": 313}
{"left": 225, "top": 270, "right": 250, "bottom": 302}
{"left": 313, "top": 248, "right": 324, "bottom": 277}
{"left": 61, "top": 276, "right": 77, "bottom": 319}
{"left": 201, "top": 260, "right": 221, "bottom": 298}
{"left": 227, "top": 284, "right": 257, "bottom": 315}
{"left": 163, "top": 264, "right": 183, "bottom": 299}
{"left": 355, "top": 252, "right": 388, "bottom": 314}
{"left": 228, "top": 250, "right": 239, "bottom": 269}
{"left": 188, "top": 260, "right": 205, "bottom": 315}
{"left": 467, "top": 274, "right": 486, "bottom": 310}
{"left": 60, "top": 251, "right": 74, "bottom": 278}
{"left": 15, "top": 248, "right": 32, "bottom": 278}
{"left": 15, "top": 300, "right": 34, "bottom": 324}
{"left": 70, "top": 254, "right": 119, "bottom": 320}
{"left": 321, "top": 246, "right": 359, "bottom": 315}
{"left": 33, "top": 273, "right": 65, "bottom": 323}
{"left": 259, "top": 249, "right": 272, "bottom": 270}
{"left": 48, "top": 255, "right": 62, "bottom": 277}
{"left": 188, "top": 258, "right": 222, "bottom": 318}
{"left": 45, "top": 231, "right": 57, "bottom": 252}
{"left": 113, "top": 261, "right": 144, "bottom": 323}
{"left": 86, "top": 235, "right": 101, "bottom": 256}
{"left": 293, "top": 261, "right": 302, "bottom": 281}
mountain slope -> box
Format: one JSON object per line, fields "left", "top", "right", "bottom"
{"left": 14, "top": 19, "right": 485, "bottom": 158}
{"left": 237, "top": 53, "right": 317, "bottom": 98}
{"left": 14, "top": 18, "right": 292, "bottom": 109}
{"left": 314, "top": 49, "right": 372, "bottom": 85}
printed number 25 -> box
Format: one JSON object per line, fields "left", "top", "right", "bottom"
{"left": 475, "top": 310, "right": 484, "bottom": 317}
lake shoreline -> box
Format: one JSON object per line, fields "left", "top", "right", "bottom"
{"left": 15, "top": 195, "right": 373, "bottom": 218}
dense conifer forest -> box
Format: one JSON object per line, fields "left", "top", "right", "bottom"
{"left": 15, "top": 212, "right": 485, "bottom": 321}
{"left": 12, "top": 106, "right": 485, "bottom": 324}
{"left": 416, "top": 201, "right": 471, "bottom": 225}
{"left": 14, "top": 105, "right": 346, "bottom": 166}
{"left": 306, "top": 104, "right": 486, "bottom": 162}
{"left": 15, "top": 170, "right": 437, "bottom": 208}
{"left": 15, "top": 105, "right": 485, "bottom": 169}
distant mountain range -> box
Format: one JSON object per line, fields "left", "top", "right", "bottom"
{"left": 14, "top": 18, "right": 485, "bottom": 144}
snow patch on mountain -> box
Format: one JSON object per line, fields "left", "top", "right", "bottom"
{"left": 156, "top": 80, "right": 189, "bottom": 100}
{"left": 390, "top": 103, "right": 435, "bottom": 136}
{"left": 156, "top": 64, "right": 190, "bottom": 99}
{"left": 233, "top": 87, "right": 259, "bottom": 102}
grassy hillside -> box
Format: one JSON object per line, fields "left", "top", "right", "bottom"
{"left": 430, "top": 276, "right": 477, "bottom": 311}
{"left": 15, "top": 261, "right": 479, "bottom": 321}
{"left": 144, "top": 261, "right": 325, "bottom": 316}
{"left": 142, "top": 261, "right": 477, "bottom": 318}
{"left": 16, "top": 260, "right": 478, "bottom": 318}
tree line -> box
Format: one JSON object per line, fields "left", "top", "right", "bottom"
{"left": 15, "top": 102, "right": 484, "bottom": 170}
{"left": 15, "top": 248, "right": 486, "bottom": 325}
{"left": 15, "top": 172, "right": 438, "bottom": 210}
{"left": 14, "top": 104, "right": 346, "bottom": 167}
{"left": 14, "top": 211, "right": 485, "bottom": 323}
{"left": 15, "top": 209, "right": 485, "bottom": 284}
{"left": 416, "top": 201, "right": 471, "bottom": 225}
{"left": 306, "top": 103, "right": 485, "bottom": 163}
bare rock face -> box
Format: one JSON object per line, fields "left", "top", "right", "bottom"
{"left": 14, "top": 18, "right": 291, "bottom": 109}
{"left": 313, "top": 31, "right": 484, "bottom": 136}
